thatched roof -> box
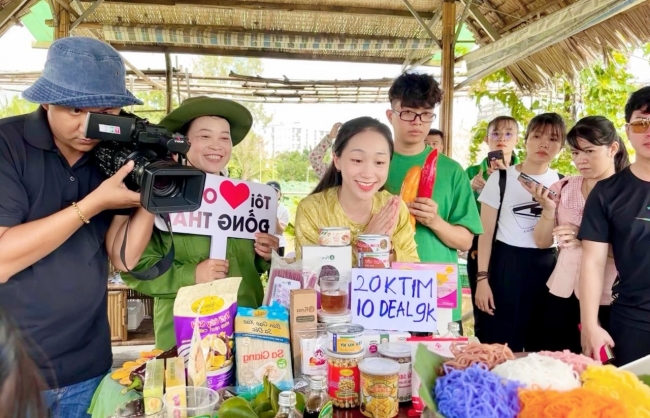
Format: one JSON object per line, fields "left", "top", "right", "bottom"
{"left": 0, "top": 0, "right": 648, "bottom": 90}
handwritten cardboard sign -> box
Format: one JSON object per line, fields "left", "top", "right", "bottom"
{"left": 350, "top": 268, "right": 437, "bottom": 333}
{"left": 155, "top": 174, "right": 277, "bottom": 259}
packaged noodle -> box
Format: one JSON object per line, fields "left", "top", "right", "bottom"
{"left": 235, "top": 302, "right": 293, "bottom": 391}
{"left": 174, "top": 277, "right": 241, "bottom": 391}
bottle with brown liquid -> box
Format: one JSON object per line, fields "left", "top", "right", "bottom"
{"left": 274, "top": 391, "right": 303, "bottom": 418}
{"left": 303, "top": 376, "right": 333, "bottom": 418}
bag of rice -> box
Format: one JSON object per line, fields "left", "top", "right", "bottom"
{"left": 235, "top": 302, "right": 293, "bottom": 391}
{"left": 174, "top": 277, "right": 241, "bottom": 391}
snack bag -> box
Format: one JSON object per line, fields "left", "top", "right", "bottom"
{"left": 174, "top": 277, "right": 241, "bottom": 391}
{"left": 235, "top": 302, "right": 293, "bottom": 392}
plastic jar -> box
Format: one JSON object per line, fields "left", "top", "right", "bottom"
{"left": 377, "top": 342, "right": 412, "bottom": 402}
{"left": 358, "top": 358, "right": 400, "bottom": 418}
{"left": 326, "top": 349, "right": 364, "bottom": 409}
{"left": 327, "top": 324, "right": 364, "bottom": 354}
{"left": 318, "top": 309, "right": 352, "bottom": 325}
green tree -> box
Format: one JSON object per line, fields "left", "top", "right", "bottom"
{"left": 274, "top": 149, "right": 312, "bottom": 182}
{"left": 228, "top": 130, "right": 267, "bottom": 181}
{"left": 0, "top": 95, "right": 38, "bottom": 117}
{"left": 131, "top": 90, "right": 177, "bottom": 124}
{"left": 468, "top": 52, "right": 637, "bottom": 174}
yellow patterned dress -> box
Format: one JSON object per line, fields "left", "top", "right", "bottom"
{"left": 294, "top": 187, "right": 420, "bottom": 266}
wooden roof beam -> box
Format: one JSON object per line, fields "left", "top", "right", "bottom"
{"left": 462, "top": 0, "right": 500, "bottom": 41}
{"left": 401, "top": 0, "right": 442, "bottom": 49}
{"left": 74, "top": 22, "right": 441, "bottom": 46}
{"left": 89, "top": 0, "right": 436, "bottom": 18}
{"left": 0, "top": 0, "right": 30, "bottom": 28}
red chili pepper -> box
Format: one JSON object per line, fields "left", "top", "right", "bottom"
{"left": 417, "top": 149, "right": 438, "bottom": 198}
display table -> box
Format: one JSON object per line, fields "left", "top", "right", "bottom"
{"left": 89, "top": 374, "right": 415, "bottom": 418}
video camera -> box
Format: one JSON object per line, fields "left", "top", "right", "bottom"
{"left": 85, "top": 112, "right": 206, "bottom": 214}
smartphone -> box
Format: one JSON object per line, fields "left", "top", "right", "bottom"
{"left": 518, "top": 173, "right": 557, "bottom": 197}
{"left": 577, "top": 324, "right": 615, "bottom": 364}
{"left": 487, "top": 150, "right": 504, "bottom": 169}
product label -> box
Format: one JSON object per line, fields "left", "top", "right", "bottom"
{"left": 330, "top": 335, "right": 363, "bottom": 353}
{"left": 397, "top": 362, "right": 412, "bottom": 402}
{"left": 360, "top": 372, "right": 398, "bottom": 418}
{"left": 327, "top": 363, "right": 360, "bottom": 402}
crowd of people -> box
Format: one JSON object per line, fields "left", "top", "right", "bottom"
{"left": 1, "top": 35, "right": 650, "bottom": 417}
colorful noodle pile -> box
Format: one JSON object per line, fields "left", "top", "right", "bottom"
{"left": 538, "top": 350, "right": 600, "bottom": 373}
{"left": 518, "top": 388, "right": 628, "bottom": 417}
{"left": 444, "top": 342, "right": 515, "bottom": 370}
{"left": 491, "top": 353, "right": 581, "bottom": 391}
{"left": 582, "top": 365, "right": 650, "bottom": 416}
{"left": 434, "top": 363, "right": 521, "bottom": 418}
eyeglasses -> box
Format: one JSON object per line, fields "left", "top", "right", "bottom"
{"left": 488, "top": 132, "right": 516, "bottom": 141}
{"left": 391, "top": 109, "right": 436, "bottom": 123}
{"left": 628, "top": 118, "right": 650, "bottom": 134}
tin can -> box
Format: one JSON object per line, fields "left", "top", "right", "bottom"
{"left": 319, "top": 227, "right": 351, "bottom": 247}
{"left": 358, "top": 358, "right": 400, "bottom": 418}
{"left": 359, "top": 252, "right": 390, "bottom": 269}
{"left": 356, "top": 234, "right": 390, "bottom": 253}
{"left": 327, "top": 324, "right": 364, "bottom": 354}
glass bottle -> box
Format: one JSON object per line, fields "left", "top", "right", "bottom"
{"left": 442, "top": 322, "right": 462, "bottom": 338}
{"left": 274, "top": 391, "right": 303, "bottom": 418}
{"left": 303, "top": 376, "right": 333, "bottom": 418}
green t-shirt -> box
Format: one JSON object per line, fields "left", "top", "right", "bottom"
{"left": 465, "top": 153, "right": 521, "bottom": 211}
{"left": 385, "top": 147, "right": 483, "bottom": 265}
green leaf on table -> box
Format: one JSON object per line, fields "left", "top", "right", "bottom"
{"left": 218, "top": 396, "right": 258, "bottom": 418}
{"left": 414, "top": 343, "right": 446, "bottom": 415}
{"left": 263, "top": 376, "right": 281, "bottom": 414}
{"left": 295, "top": 391, "right": 305, "bottom": 413}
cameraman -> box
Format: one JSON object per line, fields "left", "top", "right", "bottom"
{"left": 0, "top": 37, "right": 155, "bottom": 416}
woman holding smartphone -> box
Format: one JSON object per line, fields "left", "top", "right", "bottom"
{"left": 525, "top": 116, "right": 629, "bottom": 353}
{"left": 475, "top": 113, "right": 565, "bottom": 352}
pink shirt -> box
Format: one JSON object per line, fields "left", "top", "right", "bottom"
{"left": 545, "top": 176, "right": 617, "bottom": 305}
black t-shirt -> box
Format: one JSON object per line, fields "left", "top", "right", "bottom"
{"left": 0, "top": 108, "right": 113, "bottom": 388}
{"left": 579, "top": 167, "right": 650, "bottom": 331}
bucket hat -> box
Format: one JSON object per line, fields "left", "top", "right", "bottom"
{"left": 160, "top": 96, "right": 253, "bottom": 146}
{"left": 22, "top": 36, "right": 142, "bottom": 108}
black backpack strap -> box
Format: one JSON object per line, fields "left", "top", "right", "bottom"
{"left": 119, "top": 213, "right": 175, "bottom": 280}
{"left": 492, "top": 168, "right": 507, "bottom": 245}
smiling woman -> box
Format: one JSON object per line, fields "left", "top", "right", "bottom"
{"left": 117, "top": 96, "right": 280, "bottom": 351}
{"left": 294, "top": 116, "right": 419, "bottom": 266}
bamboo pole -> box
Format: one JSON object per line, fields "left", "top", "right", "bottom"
{"left": 440, "top": 0, "right": 456, "bottom": 157}
{"left": 165, "top": 53, "right": 173, "bottom": 113}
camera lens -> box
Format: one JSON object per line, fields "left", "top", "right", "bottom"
{"left": 153, "top": 176, "right": 181, "bottom": 197}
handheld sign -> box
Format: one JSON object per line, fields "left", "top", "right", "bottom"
{"left": 155, "top": 173, "right": 277, "bottom": 259}
{"left": 350, "top": 268, "right": 437, "bottom": 333}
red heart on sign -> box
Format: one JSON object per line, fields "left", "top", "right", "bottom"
{"left": 219, "top": 180, "right": 250, "bottom": 210}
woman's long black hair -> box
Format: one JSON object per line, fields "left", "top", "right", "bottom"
{"left": 0, "top": 307, "right": 48, "bottom": 418}
{"left": 311, "top": 117, "right": 394, "bottom": 195}
{"left": 567, "top": 116, "right": 630, "bottom": 172}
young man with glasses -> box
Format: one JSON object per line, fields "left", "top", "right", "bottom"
{"left": 579, "top": 86, "right": 650, "bottom": 366}
{"left": 383, "top": 72, "right": 483, "bottom": 331}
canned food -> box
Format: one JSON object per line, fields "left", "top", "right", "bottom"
{"left": 359, "top": 358, "right": 400, "bottom": 418}
{"left": 356, "top": 235, "right": 390, "bottom": 253}
{"left": 326, "top": 349, "right": 364, "bottom": 409}
{"left": 359, "top": 252, "right": 390, "bottom": 269}
{"left": 327, "top": 324, "right": 364, "bottom": 354}
{"left": 319, "top": 227, "right": 351, "bottom": 246}
{"left": 377, "top": 343, "right": 412, "bottom": 402}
